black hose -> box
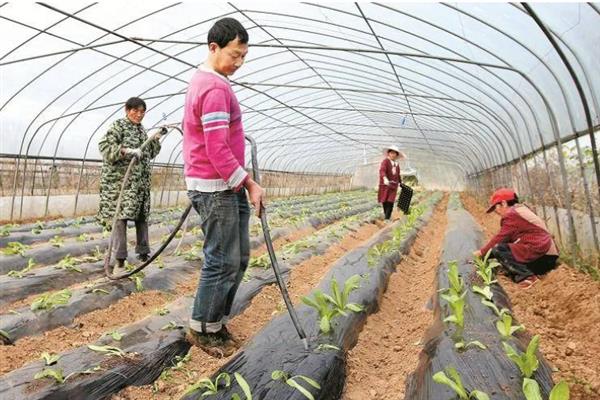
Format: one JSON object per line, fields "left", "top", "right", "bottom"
{"left": 245, "top": 135, "right": 309, "bottom": 350}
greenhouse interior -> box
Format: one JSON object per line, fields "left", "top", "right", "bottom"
{"left": 0, "top": 2, "right": 598, "bottom": 400}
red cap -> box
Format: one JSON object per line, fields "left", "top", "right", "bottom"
{"left": 486, "top": 188, "right": 516, "bottom": 213}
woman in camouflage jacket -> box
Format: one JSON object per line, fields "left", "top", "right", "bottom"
{"left": 97, "top": 97, "right": 162, "bottom": 270}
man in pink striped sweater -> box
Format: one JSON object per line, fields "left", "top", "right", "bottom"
{"left": 182, "top": 18, "right": 264, "bottom": 357}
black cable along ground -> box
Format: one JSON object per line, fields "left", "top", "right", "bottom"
{"left": 103, "top": 131, "right": 309, "bottom": 350}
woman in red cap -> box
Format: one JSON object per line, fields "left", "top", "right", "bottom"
{"left": 378, "top": 145, "right": 403, "bottom": 222}
{"left": 473, "top": 188, "right": 559, "bottom": 289}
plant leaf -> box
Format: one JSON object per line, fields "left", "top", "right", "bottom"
{"left": 234, "top": 372, "right": 253, "bottom": 400}
{"left": 34, "top": 368, "right": 64, "bottom": 384}
{"left": 432, "top": 370, "right": 468, "bottom": 400}
{"left": 470, "top": 389, "right": 491, "bottom": 400}
{"left": 287, "top": 378, "right": 316, "bottom": 400}
{"left": 295, "top": 375, "right": 321, "bottom": 390}
{"left": 549, "top": 380, "right": 570, "bottom": 400}
{"left": 522, "top": 378, "right": 543, "bottom": 400}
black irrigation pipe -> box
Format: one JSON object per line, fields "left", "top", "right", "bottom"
{"left": 0, "top": 196, "right": 403, "bottom": 399}
{"left": 181, "top": 193, "right": 443, "bottom": 400}
{"left": 405, "top": 195, "right": 554, "bottom": 399}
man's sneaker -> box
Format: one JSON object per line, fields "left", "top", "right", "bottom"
{"left": 218, "top": 325, "right": 240, "bottom": 346}
{"left": 137, "top": 253, "right": 150, "bottom": 262}
{"left": 112, "top": 259, "right": 127, "bottom": 276}
{"left": 186, "top": 328, "right": 237, "bottom": 358}
{"left": 517, "top": 275, "right": 539, "bottom": 289}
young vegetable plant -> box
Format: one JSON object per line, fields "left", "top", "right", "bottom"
{"left": 496, "top": 313, "right": 525, "bottom": 339}
{"left": 7, "top": 258, "right": 36, "bottom": 278}
{"left": 522, "top": 378, "right": 570, "bottom": 400}
{"left": 34, "top": 368, "right": 65, "bottom": 384}
{"left": 447, "top": 260, "right": 464, "bottom": 295}
{"left": 49, "top": 235, "right": 65, "bottom": 248}
{"left": 31, "top": 221, "right": 44, "bottom": 235}
{"left": 87, "top": 344, "right": 127, "bottom": 358}
{"left": 249, "top": 253, "right": 270, "bottom": 269}
{"left": 481, "top": 299, "right": 510, "bottom": 318}
{"left": 31, "top": 289, "right": 72, "bottom": 311}
{"left": 432, "top": 366, "right": 490, "bottom": 400}
{"left": 301, "top": 274, "right": 363, "bottom": 334}
{"left": 184, "top": 372, "right": 231, "bottom": 396}
{"left": 76, "top": 233, "right": 90, "bottom": 242}
{"left": 129, "top": 271, "right": 145, "bottom": 292}
{"left": 2, "top": 242, "right": 30, "bottom": 256}
{"left": 56, "top": 254, "right": 82, "bottom": 273}
{"left": 441, "top": 291, "right": 467, "bottom": 328}
{"left": 105, "top": 329, "right": 123, "bottom": 341}
{"left": 503, "top": 335, "right": 540, "bottom": 378}
{"left": 471, "top": 285, "right": 493, "bottom": 301}
{"left": 271, "top": 370, "right": 321, "bottom": 400}
{"left": 40, "top": 352, "right": 61, "bottom": 365}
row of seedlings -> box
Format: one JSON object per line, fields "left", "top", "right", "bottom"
{"left": 405, "top": 194, "right": 564, "bottom": 400}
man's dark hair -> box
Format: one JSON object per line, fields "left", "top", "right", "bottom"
{"left": 125, "top": 97, "right": 146, "bottom": 111}
{"left": 507, "top": 194, "right": 519, "bottom": 207}
{"left": 208, "top": 18, "right": 248, "bottom": 48}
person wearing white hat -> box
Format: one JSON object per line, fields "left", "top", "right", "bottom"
{"left": 378, "top": 145, "right": 403, "bottom": 221}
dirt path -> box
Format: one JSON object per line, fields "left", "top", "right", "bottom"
{"left": 343, "top": 194, "right": 449, "bottom": 400}
{"left": 114, "top": 221, "right": 384, "bottom": 399}
{"left": 461, "top": 192, "right": 600, "bottom": 399}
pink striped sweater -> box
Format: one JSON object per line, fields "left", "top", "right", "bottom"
{"left": 183, "top": 65, "right": 247, "bottom": 192}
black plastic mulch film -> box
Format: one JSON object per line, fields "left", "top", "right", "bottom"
{"left": 405, "top": 195, "right": 554, "bottom": 399}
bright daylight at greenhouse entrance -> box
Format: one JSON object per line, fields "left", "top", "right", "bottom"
{"left": 0, "top": 2, "right": 598, "bottom": 400}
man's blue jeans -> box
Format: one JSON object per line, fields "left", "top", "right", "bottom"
{"left": 188, "top": 189, "right": 250, "bottom": 332}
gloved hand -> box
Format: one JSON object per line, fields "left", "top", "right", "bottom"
{"left": 383, "top": 176, "right": 390, "bottom": 186}
{"left": 123, "top": 147, "right": 142, "bottom": 159}
{"left": 151, "top": 127, "right": 168, "bottom": 141}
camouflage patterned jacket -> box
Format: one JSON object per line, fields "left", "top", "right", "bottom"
{"left": 97, "top": 118, "right": 161, "bottom": 228}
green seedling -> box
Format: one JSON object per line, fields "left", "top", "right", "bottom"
{"left": 522, "top": 378, "right": 568, "bottom": 400}
{"left": 161, "top": 321, "right": 182, "bottom": 331}
{"left": 102, "top": 229, "right": 111, "bottom": 238}
{"left": 31, "top": 221, "right": 44, "bottom": 235}
{"left": 7, "top": 258, "right": 36, "bottom": 278}
{"left": 0, "top": 224, "right": 15, "bottom": 237}
{"left": 56, "top": 254, "right": 82, "bottom": 273}
{"left": 549, "top": 380, "right": 570, "bottom": 400}
{"left": 503, "top": 335, "right": 540, "bottom": 378}
{"left": 129, "top": 272, "right": 145, "bottom": 292}
{"left": 50, "top": 236, "right": 65, "bottom": 248}
{"left": 31, "top": 289, "right": 72, "bottom": 311}
{"left": 184, "top": 372, "right": 231, "bottom": 396}
{"left": 368, "top": 241, "right": 393, "bottom": 266}
{"left": 472, "top": 285, "right": 493, "bottom": 301}
{"left": 87, "top": 344, "right": 127, "bottom": 357}
{"left": 316, "top": 344, "right": 341, "bottom": 352}
{"left": 155, "top": 256, "right": 165, "bottom": 269}
{"left": 155, "top": 307, "right": 170, "bottom": 316}
{"left": 455, "top": 340, "right": 487, "bottom": 351}
{"left": 441, "top": 291, "right": 466, "bottom": 328}
{"left": 76, "top": 233, "right": 90, "bottom": 242}
{"left": 496, "top": 313, "right": 525, "bottom": 338}
{"left": 0, "top": 330, "right": 11, "bottom": 343}
{"left": 249, "top": 253, "right": 270, "bottom": 269}
{"left": 447, "top": 260, "right": 464, "bottom": 294}
{"left": 481, "top": 299, "right": 510, "bottom": 317}
{"left": 271, "top": 370, "right": 321, "bottom": 400}
{"left": 34, "top": 368, "right": 65, "bottom": 384}
{"left": 92, "top": 288, "right": 110, "bottom": 295}
{"left": 40, "top": 352, "right": 61, "bottom": 365}
{"left": 432, "top": 366, "right": 490, "bottom": 400}
{"left": 302, "top": 274, "right": 363, "bottom": 333}
{"left": 232, "top": 372, "right": 253, "bottom": 400}
{"left": 2, "top": 242, "right": 30, "bottom": 256}
{"left": 106, "top": 329, "right": 123, "bottom": 341}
